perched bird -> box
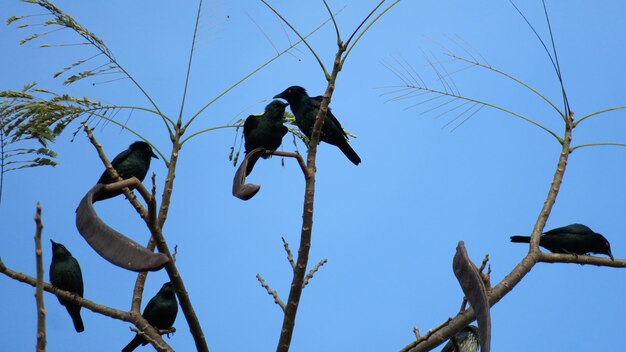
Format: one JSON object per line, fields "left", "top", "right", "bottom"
{"left": 274, "top": 86, "right": 361, "bottom": 165}
{"left": 243, "top": 100, "right": 289, "bottom": 175}
{"left": 95, "top": 141, "right": 158, "bottom": 201}
{"left": 122, "top": 282, "right": 178, "bottom": 352}
{"left": 441, "top": 325, "right": 479, "bottom": 352}
{"left": 49, "top": 240, "right": 85, "bottom": 333}
{"left": 510, "top": 223, "right": 614, "bottom": 260}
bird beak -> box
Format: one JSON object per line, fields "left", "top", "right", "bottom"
{"left": 151, "top": 151, "right": 158, "bottom": 159}
{"left": 608, "top": 250, "right": 614, "bottom": 261}
{"left": 273, "top": 91, "right": 286, "bottom": 100}
{"left": 50, "top": 239, "right": 57, "bottom": 246}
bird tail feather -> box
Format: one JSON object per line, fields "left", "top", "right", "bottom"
{"left": 510, "top": 235, "right": 531, "bottom": 243}
{"left": 67, "top": 305, "right": 84, "bottom": 333}
{"left": 338, "top": 140, "right": 361, "bottom": 165}
{"left": 122, "top": 334, "right": 143, "bottom": 352}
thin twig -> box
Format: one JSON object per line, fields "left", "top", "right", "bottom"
{"left": 478, "top": 254, "right": 491, "bottom": 289}
{"left": 413, "top": 327, "right": 420, "bottom": 340}
{"left": 342, "top": 0, "right": 401, "bottom": 64}
{"left": 184, "top": 4, "right": 339, "bottom": 131}
{"left": 344, "top": 0, "right": 386, "bottom": 48}
{"left": 256, "top": 274, "right": 285, "bottom": 311}
{"left": 34, "top": 203, "right": 46, "bottom": 352}
{"left": 570, "top": 142, "right": 626, "bottom": 152}
{"left": 412, "top": 318, "right": 453, "bottom": 345}
{"left": 177, "top": 0, "right": 203, "bottom": 125}
{"left": 302, "top": 259, "right": 328, "bottom": 288}
{"left": 281, "top": 237, "right": 295, "bottom": 270}
{"left": 130, "top": 326, "right": 177, "bottom": 336}
{"left": 477, "top": 254, "right": 489, "bottom": 273}
{"left": 272, "top": 151, "right": 309, "bottom": 177}
{"left": 539, "top": 253, "right": 625, "bottom": 267}
{"left": 260, "top": 0, "right": 330, "bottom": 80}
{"left": 575, "top": 105, "right": 626, "bottom": 126}
{"left": 322, "top": 0, "right": 340, "bottom": 43}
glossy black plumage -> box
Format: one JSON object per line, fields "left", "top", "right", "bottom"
{"left": 243, "top": 100, "right": 289, "bottom": 175}
{"left": 510, "top": 223, "right": 614, "bottom": 259}
{"left": 122, "top": 282, "right": 178, "bottom": 352}
{"left": 274, "top": 86, "right": 361, "bottom": 165}
{"left": 441, "top": 325, "right": 479, "bottom": 352}
{"left": 49, "top": 240, "right": 84, "bottom": 332}
{"left": 96, "top": 141, "right": 158, "bottom": 201}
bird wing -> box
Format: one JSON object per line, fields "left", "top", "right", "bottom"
{"left": 71, "top": 257, "right": 84, "bottom": 297}
{"left": 53, "top": 259, "right": 84, "bottom": 297}
{"left": 545, "top": 223, "right": 593, "bottom": 235}
{"left": 243, "top": 115, "right": 259, "bottom": 139}
{"left": 109, "top": 148, "right": 133, "bottom": 167}
{"left": 142, "top": 295, "right": 159, "bottom": 322}
{"left": 309, "top": 96, "right": 348, "bottom": 138}
{"left": 97, "top": 148, "right": 133, "bottom": 183}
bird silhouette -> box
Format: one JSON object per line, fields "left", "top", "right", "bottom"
{"left": 95, "top": 141, "right": 158, "bottom": 201}
{"left": 49, "top": 240, "right": 84, "bottom": 332}
{"left": 510, "top": 223, "right": 613, "bottom": 259}
{"left": 122, "top": 282, "right": 178, "bottom": 352}
{"left": 274, "top": 86, "right": 361, "bottom": 165}
{"left": 243, "top": 100, "right": 289, "bottom": 175}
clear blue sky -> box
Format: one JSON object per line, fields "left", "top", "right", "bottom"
{"left": 2, "top": 1, "right": 626, "bottom": 351}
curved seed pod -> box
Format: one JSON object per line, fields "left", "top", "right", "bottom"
{"left": 75, "top": 184, "right": 169, "bottom": 272}
{"left": 452, "top": 241, "right": 491, "bottom": 352}
{"left": 232, "top": 147, "right": 264, "bottom": 200}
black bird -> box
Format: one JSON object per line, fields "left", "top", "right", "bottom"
{"left": 510, "top": 223, "right": 614, "bottom": 260}
{"left": 49, "top": 240, "right": 84, "bottom": 333}
{"left": 95, "top": 141, "right": 158, "bottom": 201}
{"left": 441, "top": 325, "right": 479, "bottom": 352}
{"left": 274, "top": 86, "right": 361, "bottom": 165}
{"left": 122, "top": 282, "right": 178, "bottom": 352}
{"left": 243, "top": 100, "right": 289, "bottom": 175}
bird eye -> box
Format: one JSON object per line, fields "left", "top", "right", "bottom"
{"left": 605, "top": 242, "right": 609, "bottom": 247}
{"left": 287, "top": 89, "right": 291, "bottom": 94}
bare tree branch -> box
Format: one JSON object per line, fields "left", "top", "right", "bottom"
{"left": 401, "top": 114, "right": 575, "bottom": 352}
{"left": 282, "top": 237, "right": 296, "bottom": 271}
{"left": 302, "top": 259, "right": 328, "bottom": 288}
{"left": 84, "top": 126, "right": 208, "bottom": 351}
{"left": 0, "top": 261, "right": 171, "bottom": 351}
{"left": 257, "top": 274, "right": 286, "bottom": 311}
{"left": 34, "top": 203, "right": 46, "bottom": 352}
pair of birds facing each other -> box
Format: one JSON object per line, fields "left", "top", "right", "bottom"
{"left": 243, "top": 86, "right": 361, "bottom": 174}
{"left": 510, "top": 223, "right": 614, "bottom": 260}
{"left": 50, "top": 241, "right": 179, "bottom": 348}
